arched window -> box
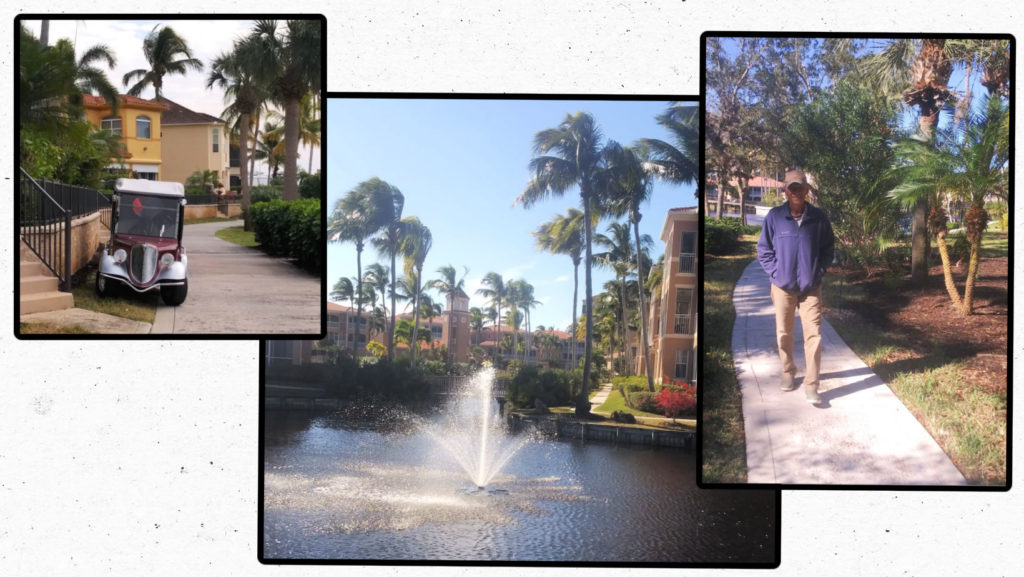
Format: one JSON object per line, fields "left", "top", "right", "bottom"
{"left": 136, "top": 116, "right": 151, "bottom": 139}
{"left": 101, "top": 116, "right": 122, "bottom": 135}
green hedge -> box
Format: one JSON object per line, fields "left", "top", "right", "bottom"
{"left": 508, "top": 365, "right": 580, "bottom": 409}
{"left": 250, "top": 198, "right": 321, "bottom": 272}
{"left": 705, "top": 217, "right": 758, "bottom": 255}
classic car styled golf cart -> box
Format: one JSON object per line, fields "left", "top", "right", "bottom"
{"left": 96, "top": 178, "right": 188, "bottom": 306}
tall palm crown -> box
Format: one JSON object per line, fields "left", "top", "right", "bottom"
{"left": 594, "top": 221, "right": 653, "bottom": 380}
{"left": 248, "top": 19, "right": 322, "bottom": 201}
{"left": 207, "top": 35, "right": 267, "bottom": 225}
{"left": 367, "top": 184, "right": 406, "bottom": 360}
{"left": 428, "top": 264, "right": 469, "bottom": 362}
{"left": 637, "top": 103, "right": 700, "bottom": 192}
{"left": 518, "top": 112, "right": 610, "bottom": 415}
{"left": 476, "top": 272, "right": 507, "bottom": 357}
{"left": 328, "top": 178, "right": 394, "bottom": 353}
{"left": 122, "top": 24, "right": 203, "bottom": 100}
{"left": 399, "top": 217, "right": 432, "bottom": 366}
{"left": 533, "top": 210, "right": 588, "bottom": 369}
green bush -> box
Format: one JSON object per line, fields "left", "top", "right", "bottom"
{"left": 613, "top": 375, "right": 649, "bottom": 397}
{"left": 250, "top": 186, "right": 282, "bottom": 205}
{"left": 705, "top": 218, "right": 742, "bottom": 255}
{"left": 508, "top": 365, "right": 575, "bottom": 409}
{"left": 626, "top": 391, "right": 659, "bottom": 413}
{"left": 250, "top": 198, "right": 322, "bottom": 272}
{"left": 299, "top": 173, "right": 321, "bottom": 199}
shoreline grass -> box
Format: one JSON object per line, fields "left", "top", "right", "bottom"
{"left": 701, "top": 235, "right": 759, "bottom": 483}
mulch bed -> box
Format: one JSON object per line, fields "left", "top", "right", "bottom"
{"left": 824, "top": 256, "right": 1009, "bottom": 396}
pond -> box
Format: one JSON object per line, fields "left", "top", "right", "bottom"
{"left": 261, "top": 408, "right": 777, "bottom": 565}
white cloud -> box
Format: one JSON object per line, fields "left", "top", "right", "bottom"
{"left": 554, "top": 274, "right": 570, "bottom": 283}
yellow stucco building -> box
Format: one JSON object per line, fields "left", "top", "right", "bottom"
{"left": 83, "top": 94, "right": 169, "bottom": 180}
{"left": 159, "top": 99, "right": 231, "bottom": 188}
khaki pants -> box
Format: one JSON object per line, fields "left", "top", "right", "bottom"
{"left": 770, "top": 284, "right": 823, "bottom": 387}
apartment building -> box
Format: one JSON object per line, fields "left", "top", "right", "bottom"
{"left": 83, "top": 94, "right": 170, "bottom": 180}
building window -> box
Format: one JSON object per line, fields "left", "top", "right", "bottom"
{"left": 101, "top": 116, "right": 122, "bottom": 136}
{"left": 266, "top": 340, "right": 293, "bottom": 365}
{"left": 674, "top": 288, "right": 693, "bottom": 334}
{"left": 136, "top": 116, "right": 151, "bottom": 139}
{"left": 674, "top": 349, "right": 689, "bottom": 381}
{"left": 679, "top": 231, "right": 696, "bottom": 274}
{"left": 212, "top": 128, "right": 219, "bottom": 153}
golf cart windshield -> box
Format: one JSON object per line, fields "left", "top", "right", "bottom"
{"left": 115, "top": 193, "right": 181, "bottom": 239}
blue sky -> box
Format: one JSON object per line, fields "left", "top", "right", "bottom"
{"left": 327, "top": 97, "right": 697, "bottom": 332}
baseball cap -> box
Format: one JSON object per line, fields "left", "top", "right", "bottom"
{"left": 784, "top": 169, "right": 809, "bottom": 191}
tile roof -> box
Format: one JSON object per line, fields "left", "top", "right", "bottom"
{"left": 82, "top": 94, "right": 170, "bottom": 110}
{"left": 160, "top": 98, "right": 224, "bottom": 125}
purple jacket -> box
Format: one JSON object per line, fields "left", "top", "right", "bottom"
{"left": 757, "top": 202, "right": 835, "bottom": 293}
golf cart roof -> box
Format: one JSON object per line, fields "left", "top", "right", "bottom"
{"left": 115, "top": 178, "right": 185, "bottom": 198}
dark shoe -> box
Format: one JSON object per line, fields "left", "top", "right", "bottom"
{"left": 780, "top": 373, "right": 797, "bottom": 391}
{"left": 805, "top": 383, "right": 820, "bottom": 403}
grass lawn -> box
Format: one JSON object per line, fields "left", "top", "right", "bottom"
{"left": 820, "top": 231, "right": 1008, "bottom": 485}
{"left": 215, "top": 225, "right": 258, "bottom": 248}
{"left": 20, "top": 322, "right": 95, "bottom": 335}
{"left": 185, "top": 215, "right": 241, "bottom": 225}
{"left": 701, "top": 235, "right": 759, "bottom": 484}
{"left": 74, "top": 268, "right": 158, "bottom": 324}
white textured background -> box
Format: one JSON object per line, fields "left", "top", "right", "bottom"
{"left": 2, "top": 2, "right": 1021, "bottom": 575}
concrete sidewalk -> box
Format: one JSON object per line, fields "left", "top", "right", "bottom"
{"left": 730, "top": 261, "right": 966, "bottom": 486}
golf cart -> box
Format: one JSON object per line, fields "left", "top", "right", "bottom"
{"left": 96, "top": 178, "right": 188, "bottom": 306}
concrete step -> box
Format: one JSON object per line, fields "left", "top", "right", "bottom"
{"left": 20, "top": 291, "right": 74, "bottom": 315}
{"left": 21, "top": 275, "right": 60, "bottom": 295}
{"left": 20, "top": 260, "right": 46, "bottom": 278}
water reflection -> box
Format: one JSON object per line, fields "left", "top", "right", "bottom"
{"left": 262, "top": 409, "right": 776, "bottom": 564}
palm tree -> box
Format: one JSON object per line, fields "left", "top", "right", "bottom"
{"left": 477, "top": 272, "right": 508, "bottom": 360}
{"left": 330, "top": 276, "right": 355, "bottom": 308}
{"left": 638, "top": 103, "right": 700, "bottom": 192}
{"left": 594, "top": 221, "right": 639, "bottom": 378}
{"left": 328, "top": 179, "right": 392, "bottom": 353}
{"left": 263, "top": 92, "right": 320, "bottom": 174}
{"left": 600, "top": 143, "right": 666, "bottom": 390}
{"left": 248, "top": 19, "right": 321, "bottom": 201}
{"left": 889, "top": 95, "right": 1008, "bottom": 315}
{"left": 428, "top": 264, "right": 469, "bottom": 363}
{"left": 123, "top": 24, "right": 203, "bottom": 100}
{"left": 367, "top": 182, "right": 406, "bottom": 360}
{"left": 512, "top": 280, "right": 541, "bottom": 363}
{"left": 257, "top": 119, "right": 286, "bottom": 182}
{"left": 363, "top": 262, "right": 391, "bottom": 340}
{"left": 533, "top": 210, "right": 589, "bottom": 370}
{"left": 207, "top": 35, "right": 266, "bottom": 229}
{"left": 399, "top": 217, "right": 432, "bottom": 367}
{"left": 518, "top": 112, "right": 612, "bottom": 417}
{"left": 468, "top": 307, "right": 485, "bottom": 347}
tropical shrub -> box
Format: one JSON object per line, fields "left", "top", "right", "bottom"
{"left": 610, "top": 410, "right": 636, "bottom": 424}
{"left": 250, "top": 186, "right": 282, "bottom": 204}
{"left": 626, "top": 391, "right": 659, "bottom": 414}
{"left": 705, "top": 218, "right": 742, "bottom": 255}
{"left": 507, "top": 365, "right": 575, "bottom": 409}
{"left": 299, "top": 172, "right": 321, "bottom": 199}
{"left": 250, "top": 198, "right": 321, "bottom": 272}
{"left": 654, "top": 382, "right": 697, "bottom": 419}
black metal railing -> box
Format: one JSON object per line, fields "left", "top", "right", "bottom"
{"left": 19, "top": 168, "right": 72, "bottom": 291}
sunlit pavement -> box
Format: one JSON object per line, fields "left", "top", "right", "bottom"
{"left": 729, "top": 261, "right": 966, "bottom": 486}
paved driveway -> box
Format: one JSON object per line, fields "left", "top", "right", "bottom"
{"left": 151, "top": 220, "right": 321, "bottom": 335}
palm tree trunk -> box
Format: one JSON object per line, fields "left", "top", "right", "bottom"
{"left": 911, "top": 198, "right": 929, "bottom": 282}
{"left": 961, "top": 242, "right": 982, "bottom": 316}
{"left": 632, "top": 217, "right": 655, "bottom": 392}
{"left": 239, "top": 112, "right": 251, "bottom": 231}
{"left": 353, "top": 246, "right": 363, "bottom": 354}
{"left": 571, "top": 260, "right": 580, "bottom": 370}
{"left": 579, "top": 189, "right": 594, "bottom": 417}
{"left": 411, "top": 275, "right": 421, "bottom": 367}
{"left": 933, "top": 232, "right": 964, "bottom": 312}
{"left": 618, "top": 275, "right": 628, "bottom": 376}
{"left": 283, "top": 97, "right": 300, "bottom": 201}
{"left": 250, "top": 109, "right": 261, "bottom": 188}
{"left": 388, "top": 251, "right": 397, "bottom": 361}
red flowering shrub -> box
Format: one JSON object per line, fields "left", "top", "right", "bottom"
{"left": 654, "top": 382, "right": 697, "bottom": 420}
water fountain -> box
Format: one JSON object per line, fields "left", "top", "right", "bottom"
{"left": 425, "top": 366, "right": 531, "bottom": 490}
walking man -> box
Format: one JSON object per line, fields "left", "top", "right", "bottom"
{"left": 756, "top": 169, "right": 835, "bottom": 403}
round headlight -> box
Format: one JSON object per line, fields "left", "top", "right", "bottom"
{"left": 113, "top": 248, "right": 127, "bottom": 263}
{"left": 160, "top": 253, "right": 175, "bottom": 268}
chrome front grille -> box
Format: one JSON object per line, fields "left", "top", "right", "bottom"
{"left": 130, "top": 244, "right": 158, "bottom": 283}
